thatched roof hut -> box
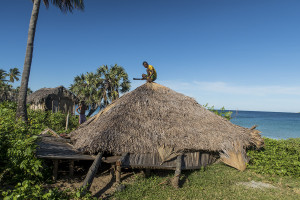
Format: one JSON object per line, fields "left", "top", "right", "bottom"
{"left": 28, "top": 86, "right": 79, "bottom": 114}
{"left": 71, "top": 83, "right": 263, "bottom": 171}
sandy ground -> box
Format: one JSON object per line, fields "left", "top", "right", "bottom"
{"left": 237, "top": 180, "right": 277, "bottom": 189}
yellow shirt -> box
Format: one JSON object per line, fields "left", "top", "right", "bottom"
{"left": 148, "top": 65, "right": 157, "bottom": 78}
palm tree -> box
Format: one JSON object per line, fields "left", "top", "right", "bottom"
{"left": 70, "top": 64, "right": 131, "bottom": 117}
{"left": 0, "top": 69, "right": 7, "bottom": 84}
{"left": 70, "top": 72, "right": 103, "bottom": 117}
{"left": 97, "top": 64, "right": 130, "bottom": 103}
{"left": 16, "top": 0, "right": 84, "bottom": 122}
{"left": 8, "top": 68, "right": 20, "bottom": 83}
{"left": 0, "top": 68, "right": 21, "bottom": 102}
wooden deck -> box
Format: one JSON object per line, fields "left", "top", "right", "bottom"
{"left": 36, "top": 134, "right": 216, "bottom": 184}
{"left": 36, "top": 135, "right": 95, "bottom": 160}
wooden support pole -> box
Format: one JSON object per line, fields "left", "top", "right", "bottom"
{"left": 53, "top": 160, "right": 58, "bottom": 181}
{"left": 172, "top": 154, "right": 183, "bottom": 188}
{"left": 69, "top": 160, "right": 74, "bottom": 177}
{"left": 73, "top": 102, "right": 76, "bottom": 115}
{"left": 110, "top": 164, "right": 115, "bottom": 177}
{"left": 116, "top": 163, "right": 121, "bottom": 184}
{"left": 115, "top": 152, "right": 129, "bottom": 184}
{"left": 145, "top": 168, "right": 151, "bottom": 177}
{"left": 81, "top": 152, "right": 103, "bottom": 194}
{"left": 65, "top": 112, "right": 69, "bottom": 131}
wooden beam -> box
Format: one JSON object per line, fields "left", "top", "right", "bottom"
{"left": 69, "top": 160, "right": 74, "bottom": 177}
{"left": 115, "top": 153, "right": 129, "bottom": 184}
{"left": 65, "top": 112, "right": 69, "bottom": 131}
{"left": 145, "top": 168, "right": 151, "bottom": 177}
{"left": 81, "top": 152, "right": 103, "bottom": 194}
{"left": 39, "top": 128, "right": 61, "bottom": 138}
{"left": 36, "top": 154, "right": 95, "bottom": 160}
{"left": 172, "top": 154, "right": 183, "bottom": 188}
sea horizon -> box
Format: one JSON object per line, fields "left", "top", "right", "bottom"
{"left": 230, "top": 110, "right": 300, "bottom": 140}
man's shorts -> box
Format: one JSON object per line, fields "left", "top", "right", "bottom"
{"left": 150, "top": 74, "right": 157, "bottom": 81}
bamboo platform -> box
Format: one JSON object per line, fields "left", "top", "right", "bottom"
{"left": 36, "top": 135, "right": 95, "bottom": 160}
{"left": 36, "top": 135, "right": 97, "bottom": 180}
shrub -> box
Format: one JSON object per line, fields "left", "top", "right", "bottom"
{"left": 203, "top": 103, "right": 232, "bottom": 120}
{"left": 0, "top": 101, "right": 92, "bottom": 199}
{"left": 247, "top": 138, "right": 300, "bottom": 177}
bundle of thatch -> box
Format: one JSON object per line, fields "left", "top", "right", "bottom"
{"left": 28, "top": 86, "right": 78, "bottom": 105}
{"left": 70, "top": 83, "right": 263, "bottom": 171}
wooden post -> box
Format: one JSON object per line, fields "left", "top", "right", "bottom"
{"left": 115, "top": 152, "right": 129, "bottom": 184}
{"left": 116, "top": 163, "right": 121, "bottom": 184}
{"left": 110, "top": 164, "right": 115, "bottom": 178}
{"left": 58, "top": 98, "right": 60, "bottom": 112}
{"left": 52, "top": 100, "right": 54, "bottom": 113}
{"left": 53, "top": 160, "right": 58, "bottom": 181}
{"left": 73, "top": 102, "right": 76, "bottom": 115}
{"left": 69, "top": 160, "right": 74, "bottom": 177}
{"left": 81, "top": 152, "right": 103, "bottom": 194}
{"left": 145, "top": 168, "right": 151, "bottom": 177}
{"left": 172, "top": 154, "right": 183, "bottom": 188}
{"left": 65, "top": 112, "right": 69, "bottom": 131}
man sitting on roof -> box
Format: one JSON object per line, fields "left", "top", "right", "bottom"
{"left": 142, "top": 61, "right": 157, "bottom": 82}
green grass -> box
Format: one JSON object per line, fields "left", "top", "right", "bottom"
{"left": 112, "top": 164, "right": 300, "bottom": 200}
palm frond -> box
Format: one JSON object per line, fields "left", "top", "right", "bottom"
{"left": 42, "top": 0, "right": 84, "bottom": 13}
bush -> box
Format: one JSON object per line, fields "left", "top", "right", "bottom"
{"left": 203, "top": 103, "right": 232, "bottom": 120}
{"left": 0, "top": 101, "right": 94, "bottom": 199}
{"left": 247, "top": 138, "right": 300, "bottom": 177}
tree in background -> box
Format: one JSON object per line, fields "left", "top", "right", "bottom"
{"left": 70, "top": 64, "right": 131, "bottom": 117}
{"left": 16, "top": 0, "right": 84, "bottom": 122}
{"left": 8, "top": 68, "right": 20, "bottom": 83}
{"left": 0, "top": 69, "right": 8, "bottom": 84}
{"left": 0, "top": 68, "right": 23, "bottom": 102}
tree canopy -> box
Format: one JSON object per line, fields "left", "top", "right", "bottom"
{"left": 70, "top": 64, "right": 131, "bottom": 117}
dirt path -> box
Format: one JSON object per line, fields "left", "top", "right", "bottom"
{"left": 45, "top": 168, "right": 138, "bottom": 199}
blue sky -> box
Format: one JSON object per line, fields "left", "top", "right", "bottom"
{"left": 1, "top": 0, "right": 300, "bottom": 112}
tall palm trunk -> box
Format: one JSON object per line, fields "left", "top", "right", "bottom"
{"left": 16, "top": 0, "right": 41, "bottom": 121}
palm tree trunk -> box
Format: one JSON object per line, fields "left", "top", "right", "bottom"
{"left": 16, "top": 0, "right": 41, "bottom": 121}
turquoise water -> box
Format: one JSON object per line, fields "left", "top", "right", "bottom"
{"left": 230, "top": 111, "right": 300, "bottom": 139}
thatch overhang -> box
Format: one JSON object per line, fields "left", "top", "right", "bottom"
{"left": 70, "top": 83, "right": 262, "bottom": 156}
{"left": 27, "top": 86, "right": 79, "bottom": 104}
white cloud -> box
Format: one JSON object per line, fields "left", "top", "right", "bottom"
{"left": 129, "top": 80, "right": 300, "bottom": 112}
{"left": 157, "top": 80, "right": 300, "bottom": 96}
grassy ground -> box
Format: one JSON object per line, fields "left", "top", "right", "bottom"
{"left": 111, "top": 164, "right": 300, "bottom": 200}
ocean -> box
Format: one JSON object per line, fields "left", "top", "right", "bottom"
{"left": 230, "top": 110, "right": 300, "bottom": 139}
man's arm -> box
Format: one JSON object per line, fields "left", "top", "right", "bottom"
{"left": 147, "top": 69, "right": 153, "bottom": 77}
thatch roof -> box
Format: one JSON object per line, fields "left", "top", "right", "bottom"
{"left": 70, "top": 83, "right": 260, "bottom": 155}
{"left": 27, "top": 86, "right": 79, "bottom": 104}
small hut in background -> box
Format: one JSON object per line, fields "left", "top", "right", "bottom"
{"left": 70, "top": 83, "right": 264, "bottom": 174}
{"left": 28, "top": 86, "right": 79, "bottom": 114}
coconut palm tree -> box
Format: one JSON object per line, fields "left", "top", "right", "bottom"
{"left": 8, "top": 68, "right": 20, "bottom": 83}
{"left": 16, "top": 0, "right": 84, "bottom": 122}
{"left": 0, "top": 69, "right": 7, "bottom": 84}
{"left": 0, "top": 68, "right": 22, "bottom": 102}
